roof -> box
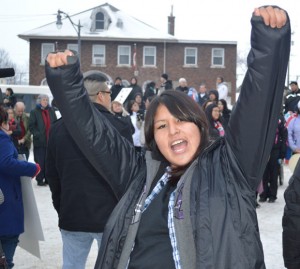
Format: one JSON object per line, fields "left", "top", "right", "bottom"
{"left": 18, "top": 2, "right": 236, "bottom": 45}
{"left": 18, "top": 3, "right": 177, "bottom": 42}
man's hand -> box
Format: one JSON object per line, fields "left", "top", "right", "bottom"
{"left": 46, "top": 50, "right": 74, "bottom": 68}
{"left": 254, "top": 6, "right": 287, "bottom": 28}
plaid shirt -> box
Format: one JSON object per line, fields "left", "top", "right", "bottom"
{"left": 142, "top": 170, "right": 182, "bottom": 269}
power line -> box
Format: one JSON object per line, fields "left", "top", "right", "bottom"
{"left": 0, "top": 14, "right": 54, "bottom": 23}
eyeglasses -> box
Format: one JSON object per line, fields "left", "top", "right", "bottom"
{"left": 89, "top": 90, "right": 112, "bottom": 97}
{"left": 99, "top": 90, "right": 112, "bottom": 96}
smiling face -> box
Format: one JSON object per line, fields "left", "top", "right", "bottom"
{"left": 212, "top": 107, "right": 220, "bottom": 120}
{"left": 153, "top": 105, "right": 201, "bottom": 168}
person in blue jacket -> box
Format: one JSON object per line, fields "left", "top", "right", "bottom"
{"left": 45, "top": 6, "right": 290, "bottom": 269}
{"left": 0, "top": 105, "right": 40, "bottom": 268}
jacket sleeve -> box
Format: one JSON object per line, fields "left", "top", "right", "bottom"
{"left": 226, "top": 11, "right": 291, "bottom": 190}
{"left": 0, "top": 135, "right": 37, "bottom": 177}
{"left": 24, "top": 115, "right": 32, "bottom": 148}
{"left": 288, "top": 119, "right": 297, "bottom": 152}
{"left": 28, "top": 110, "right": 39, "bottom": 137}
{"left": 282, "top": 159, "right": 300, "bottom": 269}
{"left": 45, "top": 60, "right": 142, "bottom": 200}
{"left": 45, "top": 126, "right": 61, "bottom": 214}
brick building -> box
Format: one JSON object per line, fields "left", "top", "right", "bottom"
{"left": 18, "top": 3, "right": 237, "bottom": 103}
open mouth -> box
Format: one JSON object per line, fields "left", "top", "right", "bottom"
{"left": 171, "top": 139, "right": 187, "bottom": 153}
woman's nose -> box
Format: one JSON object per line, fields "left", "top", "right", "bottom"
{"left": 169, "top": 122, "right": 179, "bottom": 135}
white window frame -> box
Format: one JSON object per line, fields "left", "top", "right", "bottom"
{"left": 67, "top": 43, "right": 78, "bottom": 53}
{"left": 92, "top": 45, "right": 106, "bottom": 65}
{"left": 143, "top": 46, "right": 156, "bottom": 66}
{"left": 184, "top": 47, "right": 197, "bottom": 66}
{"left": 41, "top": 43, "right": 55, "bottom": 65}
{"left": 212, "top": 48, "right": 225, "bottom": 67}
{"left": 95, "top": 12, "right": 105, "bottom": 30}
{"left": 118, "top": 45, "right": 131, "bottom": 66}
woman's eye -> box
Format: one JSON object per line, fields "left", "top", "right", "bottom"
{"left": 157, "top": 124, "right": 166, "bottom": 129}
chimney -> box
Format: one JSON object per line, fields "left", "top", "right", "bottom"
{"left": 168, "top": 5, "right": 175, "bottom": 36}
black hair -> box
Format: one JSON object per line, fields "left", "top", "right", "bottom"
{"left": 127, "top": 100, "right": 137, "bottom": 115}
{"left": 219, "top": 99, "right": 231, "bottom": 114}
{"left": 6, "top": 88, "right": 14, "bottom": 95}
{"left": 144, "top": 90, "right": 209, "bottom": 183}
{"left": 0, "top": 105, "right": 8, "bottom": 125}
{"left": 130, "top": 77, "right": 138, "bottom": 84}
{"left": 146, "top": 95, "right": 155, "bottom": 103}
{"left": 217, "top": 76, "right": 224, "bottom": 83}
{"left": 205, "top": 103, "right": 219, "bottom": 126}
{"left": 202, "top": 100, "right": 214, "bottom": 110}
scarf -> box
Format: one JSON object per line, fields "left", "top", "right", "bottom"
{"left": 214, "top": 121, "right": 225, "bottom": 137}
{"left": 16, "top": 116, "right": 26, "bottom": 139}
{"left": 41, "top": 109, "right": 51, "bottom": 141}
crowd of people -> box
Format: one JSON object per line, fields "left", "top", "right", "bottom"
{"left": 0, "top": 5, "right": 300, "bottom": 269}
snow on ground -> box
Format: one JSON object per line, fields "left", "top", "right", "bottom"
{"left": 13, "top": 156, "right": 292, "bottom": 269}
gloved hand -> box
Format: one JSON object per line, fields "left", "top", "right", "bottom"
{"left": 278, "top": 159, "right": 283, "bottom": 165}
{"left": 33, "top": 163, "right": 41, "bottom": 178}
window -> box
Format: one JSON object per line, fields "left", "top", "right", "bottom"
{"left": 95, "top": 12, "right": 105, "bottom": 30}
{"left": 143, "top": 46, "right": 156, "bottom": 66}
{"left": 92, "top": 45, "right": 105, "bottom": 65}
{"left": 212, "top": 48, "right": 225, "bottom": 66}
{"left": 184, "top": 47, "right": 197, "bottom": 65}
{"left": 67, "top": 44, "right": 78, "bottom": 53}
{"left": 41, "top": 43, "right": 55, "bottom": 65}
{"left": 118, "top": 46, "right": 131, "bottom": 66}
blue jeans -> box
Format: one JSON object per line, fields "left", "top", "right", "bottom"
{"left": 60, "top": 229, "right": 102, "bottom": 269}
{"left": 0, "top": 235, "right": 19, "bottom": 269}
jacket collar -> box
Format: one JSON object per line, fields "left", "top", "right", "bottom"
{"left": 92, "top": 102, "right": 110, "bottom": 114}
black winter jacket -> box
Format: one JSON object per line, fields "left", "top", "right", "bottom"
{"left": 45, "top": 103, "right": 133, "bottom": 233}
{"left": 46, "top": 117, "right": 118, "bottom": 232}
{"left": 282, "top": 159, "right": 300, "bottom": 269}
{"left": 45, "top": 12, "right": 290, "bottom": 269}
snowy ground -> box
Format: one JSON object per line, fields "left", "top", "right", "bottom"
{"left": 13, "top": 158, "right": 292, "bottom": 269}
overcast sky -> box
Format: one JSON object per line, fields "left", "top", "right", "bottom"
{"left": 1, "top": 0, "right": 299, "bottom": 84}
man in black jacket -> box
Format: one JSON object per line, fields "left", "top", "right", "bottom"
{"left": 259, "top": 115, "right": 287, "bottom": 203}
{"left": 175, "top": 78, "right": 189, "bottom": 94}
{"left": 45, "top": 73, "right": 133, "bottom": 269}
{"left": 283, "top": 81, "right": 300, "bottom": 114}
